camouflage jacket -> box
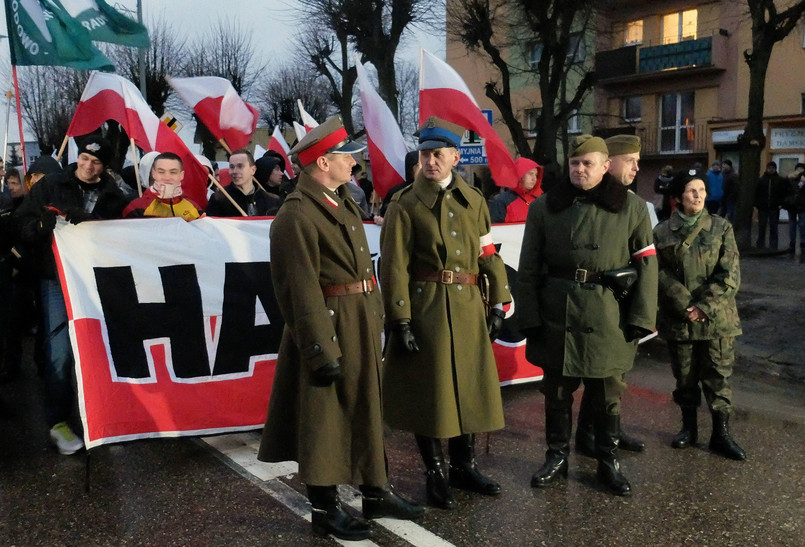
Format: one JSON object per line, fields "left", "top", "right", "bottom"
{"left": 653, "top": 210, "right": 742, "bottom": 341}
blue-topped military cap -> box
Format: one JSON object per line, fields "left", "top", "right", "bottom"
{"left": 416, "top": 116, "right": 465, "bottom": 150}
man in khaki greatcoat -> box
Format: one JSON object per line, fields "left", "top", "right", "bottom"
{"left": 380, "top": 117, "right": 511, "bottom": 510}
{"left": 517, "top": 135, "right": 657, "bottom": 496}
{"left": 258, "top": 115, "right": 423, "bottom": 541}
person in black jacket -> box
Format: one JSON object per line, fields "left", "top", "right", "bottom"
{"left": 754, "top": 161, "right": 788, "bottom": 249}
{"left": 206, "top": 149, "right": 280, "bottom": 217}
{"left": 14, "top": 136, "right": 129, "bottom": 455}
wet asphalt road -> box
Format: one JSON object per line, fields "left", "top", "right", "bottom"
{"left": 1, "top": 251, "right": 804, "bottom": 546}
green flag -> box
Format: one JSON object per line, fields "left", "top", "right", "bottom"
{"left": 61, "top": 0, "right": 150, "bottom": 48}
{"left": 4, "top": 0, "right": 114, "bottom": 70}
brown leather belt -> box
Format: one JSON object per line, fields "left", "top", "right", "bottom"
{"left": 413, "top": 270, "right": 478, "bottom": 285}
{"left": 550, "top": 268, "right": 605, "bottom": 284}
{"left": 322, "top": 278, "right": 377, "bottom": 297}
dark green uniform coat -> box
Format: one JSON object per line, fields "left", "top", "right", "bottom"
{"left": 258, "top": 173, "right": 387, "bottom": 487}
{"left": 379, "top": 171, "right": 510, "bottom": 439}
{"left": 653, "top": 210, "right": 742, "bottom": 341}
{"left": 517, "top": 176, "right": 658, "bottom": 378}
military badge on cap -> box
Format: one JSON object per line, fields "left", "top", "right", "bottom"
{"left": 291, "top": 115, "right": 366, "bottom": 166}
{"left": 416, "top": 116, "right": 465, "bottom": 150}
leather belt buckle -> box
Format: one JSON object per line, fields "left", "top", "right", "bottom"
{"left": 362, "top": 279, "right": 372, "bottom": 293}
{"left": 574, "top": 269, "right": 588, "bottom": 283}
{"left": 441, "top": 270, "right": 454, "bottom": 284}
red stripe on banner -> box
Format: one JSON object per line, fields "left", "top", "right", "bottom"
{"left": 367, "top": 134, "right": 405, "bottom": 199}
{"left": 74, "top": 318, "right": 275, "bottom": 446}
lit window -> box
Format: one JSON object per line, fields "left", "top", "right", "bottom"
{"left": 625, "top": 21, "right": 643, "bottom": 45}
{"left": 662, "top": 9, "right": 697, "bottom": 45}
{"left": 623, "top": 96, "right": 641, "bottom": 122}
{"left": 660, "top": 91, "right": 695, "bottom": 153}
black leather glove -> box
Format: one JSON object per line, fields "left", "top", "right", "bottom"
{"left": 38, "top": 207, "right": 57, "bottom": 235}
{"left": 393, "top": 322, "right": 419, "bottom": 352}
{"left": 486, "top": 308, "right": 506, "bottom": 341}
{"left": 625, "top": 325, "right": 652, "bottom": 342}
{"left": 64, "top": 208, "right": 93, "bottom": 225}
{"left": 311, "top": 359, "right": 341, "bottom": 387}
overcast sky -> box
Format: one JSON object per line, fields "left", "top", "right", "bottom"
{"left": 0, "top": 0, "right": 446, "bottom": 149}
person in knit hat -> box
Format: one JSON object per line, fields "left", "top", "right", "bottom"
{"left": 489, "top": 156, "right": 544, "bottom": 223}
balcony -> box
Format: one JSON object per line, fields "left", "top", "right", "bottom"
{"left": 595, "top": 34, "right": 726, "bottom": 85}
{"left": 636, "top": 120, "right": 709, "bottom": 156}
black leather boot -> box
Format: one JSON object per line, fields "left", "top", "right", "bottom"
{"left": 361, "top": 484, "right": 425, "bottom": 520}
{"left": 671, "top": 406, "right": 698, "bottom": 449}
{"left": 595, "top": 414, "right": 631, "bottom": 496}
{"left": 448, "top": 434, "right": 501, "bottom": 495}
{"left": 531, "top": 406, "right": 571, "bottom": 487}
{"left": 307, "top": 485, "right": 372, "bottom": 541}
{"left": 709, "top": 411, "right": 746, "bottom": 460}
{"left": 415, "top": 435, "right": 456, "bottom": 509}
{"left": 574, "top": 392, "right": 596, "bottom": 458}
{"left": 619, "top": 428, "right": 645, "bottom": 452}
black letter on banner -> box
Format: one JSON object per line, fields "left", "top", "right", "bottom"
{"left": 214, "top": 262, "right": 283, "bottom": 375}
{"left": 94, "top": 265, "right": 208, "bottom": 378}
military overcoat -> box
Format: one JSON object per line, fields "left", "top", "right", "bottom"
{"left": 517, "top": 175, "right": 658, "bottom": 378}
{"left": 258, "top": 173, "right": 387, "bottom": 487}
{"left": 653, "top": 210, "right": 742, "bottom": 341}
{"left": 379, "top": 170, "right": 510, "bottom": 439}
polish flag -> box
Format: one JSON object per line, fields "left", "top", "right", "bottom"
{"left": 292, "top": 121, "right": 307, "bottom": 144}
{"left": 66, "top": 72, "right": 209, "bottom": 208}
{"left": 268, "top": 126, "right": 294, "bottom": 179}
{"left": 297, "top": 100, "right": 319, "bottom": 132}
{"left": 418, "top": 49, "right": 518, "bottom": 188}
{"left": 168, "top": 76, "right": 259, "bottom": 151}
{"left": 356, "top": 59, "right": 406, "bottom": 198}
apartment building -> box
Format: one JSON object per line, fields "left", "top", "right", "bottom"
{"left": 446, "top": 1, "right": 805, "bottom": 200}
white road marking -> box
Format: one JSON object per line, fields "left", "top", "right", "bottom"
{"left": 200, "top": 432, "right": 455, "bottom": 547}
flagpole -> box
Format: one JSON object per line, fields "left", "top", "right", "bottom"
{"left": 2, "top": 91, "right": 11, "bottom": 191}
{"left": 208, "top": 173, "right": 247, "bottom": 216}
{"left": 56, "top": 135, "right": 70, "bottom": 162}
{"left": 11, "top": 66, "right": 27, "bottom": 172}
{"left": 130, "top": 138, "right": 142, "bottom": 197}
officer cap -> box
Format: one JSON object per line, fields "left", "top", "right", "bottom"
{"left": 605, "top": 135, "right": 641, "bottom": 156}
{"left": 569, "top": 134, "right": 608, "bottom": 158}
{"left": 416, "top": 116, "right": 464, "bottom": 150}
{"left": 291, "top": 115, "right": 365, "bottom": 167}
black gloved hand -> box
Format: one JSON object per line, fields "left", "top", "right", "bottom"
{"left": 38, "top": 207, "right": 57, "bottom": 235}
{"left": 311, "top": 359, "right": 341, "bottom": 387}
{"left": 393, "top": 322, "right": 419, "bottom": 352}
{"left": 64, "top": 208, "right": 93, "bottom": 225}
{"left": 625, "top": 325, "right": 652, "bottom": 342}
{"left": 486, "top": 308, "right": 506, "bottom": 341}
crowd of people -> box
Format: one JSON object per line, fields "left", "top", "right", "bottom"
{"left": 0, "top": 115, "right": 784, "bottom": 542}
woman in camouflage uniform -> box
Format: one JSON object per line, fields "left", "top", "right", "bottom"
{"left": 653, "top": 169, "right": 746, "bottom": 461}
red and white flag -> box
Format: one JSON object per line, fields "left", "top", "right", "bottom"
{"left": 168, "top": 76, "right": 259, "bottom": 152}
{"left": 66, "top": 72, "right": 209, "bottom": 207}
{"left": 356, "top": 59, "right": 407, "bottom": 198}
{"left": 292, "top": 121, "right": 307, "bottom": 143}
{"left": 297, "top": 100, "right": 319, "bottom": 132}
{"left": 268, "top": 126, "right": 294, "bottom": 179}
{"left": 418, "top": 49, "right": 518, "bottom": 188}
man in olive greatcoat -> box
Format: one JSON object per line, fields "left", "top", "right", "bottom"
{"left": 517, "top": 135, "right": 657, "bottom": 496}
{"left": 575, "top": 134, "right": 647, "bottom": 458}
{"left": 380, "top": 117, "right": 511, "bottom": 510}
{"left": 258, "top": 115, "right": 423, "bottom": 542}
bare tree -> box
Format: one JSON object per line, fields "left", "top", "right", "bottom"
{"left": 256, "top": 63, "right": 333, "bottom": 135}
{"left": 107, "top": 16, "right": 188, "bottom": 117}
{"left": 734, "top": 0, "right": 805, "bottom": 249}
{"left": 17, "top": 67, "right": 89, "bottom": 155}
{"left": 395, "top": 60, "right": 419, "bottom": 144}
{"left": 295, "top": 0, "right": 441, "bottom": 124}
{"left": 451, "top": 0, "right": 597, "bottom": 164}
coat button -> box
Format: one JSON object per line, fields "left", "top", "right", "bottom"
{"left": 457, "top": 285, "right": 463, "bottom": 290}
{"left": 416, "top": 287, "right": 422, "bottom": 293}
{"left": 566, "top": 327, "right": 573, "bottom": 332}
{"left": 505, "top": 284, "right": 510, "bottom": 290}
{"left": 451, "top": 231, "right": 457, "bottom": 237}
{"left": 448, "top": 211, "right": 454, "bottom": 218}
{"left": 381, "top": 314, "right": 385, "bottom": 320}
{"left": 455, "top": 249, "right": 461, "bottom": 255}
{"left": 592, "top": 244, "right": 600, "bottom": 249}
{"left": 360, "top": 246, "right": 364, "bottom": 252}
{"left": 331, "top": 336, "right": 337, "bottom": 342}
{"left": 328, "top": 309, "right": 335, "bottom": 316}
{"left": 584, "top": 327, "right": 594, "bottom": 333}
{"left": 366, "top": 267, "right": 371, "bottom": 273}
{"left": 351, "top": 225, "right": 356, "bottom": 231}
{"left": 446, "top": 194, "right": 452, "bottom": 199}
{"left": 455, "top": 266, "right": 461, "bottom": 272}
{"left": 397, "top": 300, "right": 405, "bottom": 306}
{"left": 313, "top": 344, "right": 321, "bottom": 351}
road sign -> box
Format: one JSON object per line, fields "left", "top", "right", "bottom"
{"left": 160, "top": 112, "right": 182, "bottom": 133}
{"left": 458, "top": 109, "right": 492, "bottom": 166}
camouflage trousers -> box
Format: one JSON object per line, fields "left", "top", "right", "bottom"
{"left": 668, "top": 337, "right": 735, "bottom": 413}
